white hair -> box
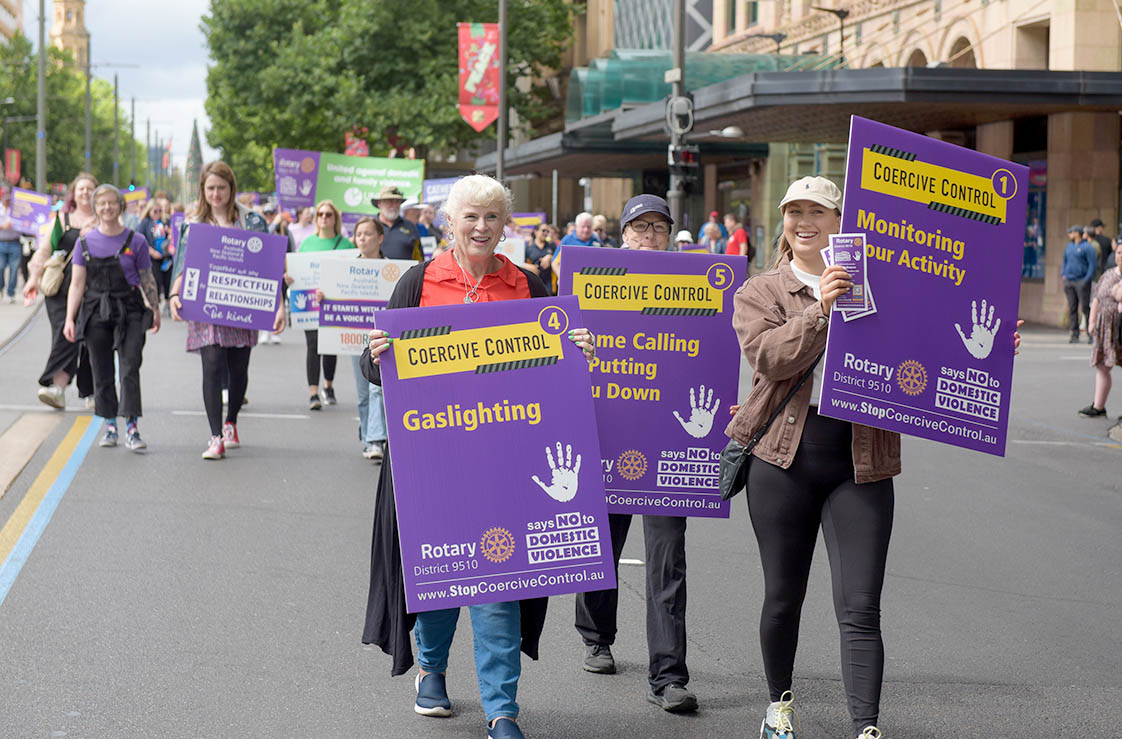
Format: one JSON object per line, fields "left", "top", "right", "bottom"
{"left": 439, "top": 175, "right": 513, "bottom": 226}
{"left": 574, "top": 212, "right": 593, "bottom": 226}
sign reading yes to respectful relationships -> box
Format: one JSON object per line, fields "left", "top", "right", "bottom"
{"left": 178, "top": 224, "right": 286, "bottom": 332}
{"left": 316, "top": 256, "right": 415, "bottom": 355}
{"left": 559, "top": 247, "right": 745, "bottom": 518}
{"left": 819, "top": 116, "right": 1027, "bottom": 456}
{"left": 377, "top": 295, "right": 615, "bottom": 612}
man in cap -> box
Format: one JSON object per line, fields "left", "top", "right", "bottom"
{"left": 1061, "top": 223, "right": 1096, "bottom": 343}
{"left": 675, "top": 230, "right": 695, "bottom": 250}
{"left": 695, "top": 209, "right": 727, "bottom": 243}
{"left": 1090, "top": 218, "right": 1114, "bottom": 277}
{"left": 373, "top": 186, "right": 422, "bottom": 261}
{"left": 573, "top": 194, "right": 698, "bottom": 715}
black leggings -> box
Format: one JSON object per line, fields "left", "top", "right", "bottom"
{"left": 303, "top": 330, "right": 336, "bottom": 386}
{"left": 746, "top": 409, "right": 894, "bottom": 734}
{"left": 200, "top": 345, "right": 251, "bottom": 437}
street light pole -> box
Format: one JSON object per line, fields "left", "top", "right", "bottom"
{"left": 666, "top": 0, "right": 688, "bottom": 228}
{"left": 496, "top": 0, "right": 507, "bottom": 183}
{"left": 85, "top": 38, "right": 91, "bottom": 173}
{"left": 811, "top": 7, "right": 850, "bottom": 65}
{"left": 113, "top": 74, "right": 119, "bottom": 185}
{"left": 35, "top": 0, "right": 46, "bottom": 191}
{"left": 130, "top": 97, "right": 135, "bottom": 182}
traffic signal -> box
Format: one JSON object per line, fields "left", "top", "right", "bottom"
{"left": 128, "top": 180, "right": 136, "bottom": 191}
{"left": 668, "top": 144, "right": 700, "bottom": 192}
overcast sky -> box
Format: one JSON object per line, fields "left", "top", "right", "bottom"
{"left": 24, "top": 0, "right": 220, "bottom": 172}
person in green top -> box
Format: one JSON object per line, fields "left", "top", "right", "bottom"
{"left": 286, "top": 199, "right": 353, "bottom": 409}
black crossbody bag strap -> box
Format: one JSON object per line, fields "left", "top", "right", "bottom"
{"left": 746, "top": 352, "right": 823, "bottom": 448}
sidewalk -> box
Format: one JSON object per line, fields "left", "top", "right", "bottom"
{"left": 0, "top": 295, "right": 43, "bottom": 353}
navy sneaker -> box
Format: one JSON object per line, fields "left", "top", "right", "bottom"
{"left": 488, "top": 717, "right": 525, "bottom": 739}
{"left": 414, "top": 672, "right": 452, "bottom": 717}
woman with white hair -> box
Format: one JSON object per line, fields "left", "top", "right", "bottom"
{"left": 359, "top": 175, "right": 595, "bottom": 739}
{"left": 63, "top": 184, "right": 161, "bottom": 451}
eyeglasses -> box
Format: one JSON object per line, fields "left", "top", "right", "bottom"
{"left": 317, "top": 211, "right": 335, "bottom": 219}
{"left": 629, "top": 221, "right": 671, "bottom": 234}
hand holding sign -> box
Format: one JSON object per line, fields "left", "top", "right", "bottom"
{"left": 954, "top": 298, "right": 1001, "bottom": 360}
{"left": 532, "top": 442, "right": 581, "bottom": 502}
{"left": 673, "top": 385, "right": 721, "bottom": 439}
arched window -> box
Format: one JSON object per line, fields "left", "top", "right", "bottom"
{"left": 906, "top": 49, "right": 928, "bottom": 67}
{"left": 948, "top": 37, "right": 976, "bottom": 68}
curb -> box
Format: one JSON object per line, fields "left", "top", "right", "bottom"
{"left": 0, "top": 299, "right": 44, "bottom": 355}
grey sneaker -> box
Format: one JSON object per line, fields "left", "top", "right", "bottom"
{"left": 125, "top": 431, "right": 147, "bottom": 453}
{"left": 99, "top": 427, "right": 119, "bottom": 448}
{"left": 582, "top": 643, "right": 616, "bottom": 674}
{"left": 37, "top": 384, "right": 65, "bottom": 409}
{"left": 647, "top": 683, "right": 698, "bottom": 713}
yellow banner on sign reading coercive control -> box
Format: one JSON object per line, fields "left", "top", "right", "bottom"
{"left": 393, "top": 321, "right": 564, "bottom": 380}
{"left": 572, "top": 272, "right": 723, "bottom": 313}
{"left": 861, "top": 149, "right": 1008, "bottom": 223}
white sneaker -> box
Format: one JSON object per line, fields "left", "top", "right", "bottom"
{"left": 362, "top": 443, "right": 383, "bottom": 459}
{"left": 37, "top": 384, "right": 65, "bottom": 409}
{"left": 4, "top": 295, "right": 15, "bottom": 304}
{"left": 760, "top": 690, "right": 797, "bottom": 739}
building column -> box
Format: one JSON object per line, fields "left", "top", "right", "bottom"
{"left": 1041, "top": 111, "right": 1121, "bottom": 325}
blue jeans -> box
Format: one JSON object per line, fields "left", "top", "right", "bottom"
{"left": 350, "top": 355, "right": 387, "bottom": 444}
{"left": 414, "top": 601, "right": 521, "bottom": 722}
{"left": 0, "top": 240, "right": 21, "bottom": 297}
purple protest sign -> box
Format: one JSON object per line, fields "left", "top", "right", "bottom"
{"left": 9, "top": 187, "right": 51, "bottom": 236}
{"left": 559, "top": 247, "right": 745, "bottom": 518}
{"left": 829, "top": 234, "right": 868, "bottom": 312}
{"left": 170, "top": 212, "right": 185, "bottom": 248}
{"left": 178, "top": 223, "right": 286, "bottom": 331}
{"left": 377, "top": 295, "right": 615, "bottom": 612}
{"left": 818, "top": 116, "right": 1027, "bottom": 456}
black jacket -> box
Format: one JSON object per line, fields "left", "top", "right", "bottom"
{"left": 360, "top": 259, "right": 550, "bottom": 675}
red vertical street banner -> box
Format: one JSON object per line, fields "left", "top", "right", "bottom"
{"left": 4, "top": 149, "right": 20, "bottom": 185}
{"left": 457, "top": 22, "right": 501, "bottom": 132}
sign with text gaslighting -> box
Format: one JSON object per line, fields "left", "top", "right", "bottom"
{"left": 178, "top": 224, "right": 285, "bottom": 332}
{"left": 377, "top": 295, "right": 614, "bottom": 612}
{"left": 285, "top": 249, "right": 359, "bottom": 330}
{"left": 819, "top": 116, "right": 1027, "bottom": 456}
{"left": 9, "top": 187, "right": 51, "bottom": 236}
{"left": 272, "top": 148, "right": 424, "bottom": 217}
{"left": 317, "top": 256, "right": 416, "bottom": 355}
{"left": 559, "top": 247, "right": 745, "bottom": 518}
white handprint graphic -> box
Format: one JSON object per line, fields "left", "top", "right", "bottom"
{"left": 299, "top": 179, "right": 313, "bottom": 196}
{"left": 673, "top": 385, "right": 721, "bottom": 439}
{"left": 531, "top": 442, "right": 581, "bottom": 502}
{"left": 954, "top": 299, "right": 1001, "bottom": 360}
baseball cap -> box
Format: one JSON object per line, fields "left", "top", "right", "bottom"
{"left": 709, "top": 210, "right": 719, "bottom": 219}
{"left": 620, "top": 194, "right": 673, "bottom": 231}
{"left": 778, "top": 176, "right": 842, "bottom": 211}
{"left": 675, "top": 230, "right": 693, "bottom": 243}
{"left": 372, "top": 185, "right": 405, "bottom": 206}
{"left": 262, "top": 201, "right": 277, "bottom": 213}
{"left": 1068, "top": 224, "right": 1083, "bottom": 234}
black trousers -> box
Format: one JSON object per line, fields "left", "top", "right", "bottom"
{"left": 152, "top": 264, "right": 172, "bottom": 300}
{"left": 39, "top": 288, "right": 93, "bottom": 396}
{"left": 200, "top": 345, "right": 251, "bottom": 437}
{"left": 746, "top": 410, "right": 894, "bottom": 735}
{"left": 84, "top": 311, "right": 147, "bottom": 420}
{"left": 574, "top": 512, "right": 688, "bottom": 691}
{"left": 1064, "top": 279, "right": 1092, "bottom": 336}
{"left": 304, "top": 329, "right": 336, "bottom": 386}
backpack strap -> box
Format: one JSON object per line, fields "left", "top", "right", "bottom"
{"left": 332, "top": 234, "right": 342, "bottom": 250}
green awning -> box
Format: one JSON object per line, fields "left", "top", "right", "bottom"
{"left": 566, "top": 49, "right": 835, "bottom": 122}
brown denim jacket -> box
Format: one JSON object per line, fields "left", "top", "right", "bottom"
{"left": 724, "top": 255, "right": 901, "bottom": 483}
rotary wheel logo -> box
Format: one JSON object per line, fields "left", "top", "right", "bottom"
{"left": 382, "top": 263, "right": 401, "bottom": 282}
{"left": 897, "top": 360, "right": 927, "bottom": 396}
{"left": 481, "top": 527, "right": 515, "bottom": 563}
{"left": 246, "top": 236, "right": 263, "bottom": 254}
{"left": 617, "top": 449, "right": 648, "bottom": 481}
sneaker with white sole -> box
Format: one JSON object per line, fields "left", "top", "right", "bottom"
{"left": 125, "top": 431, "right": 147, "bottom": 452}
{"left": 201, "top": 436, "right": 225, "bottom": 460}
{"left": 37, "top": 384, "right": 65, "bottom": 409}
{"left": 309, "top": 394, "right": 322, "bottom": 411}
{"left": 222, "top": 422, "right": 240, "bottom": 449}
{"left": 99, "top": 427, "right": 119, "bottom": 448}
{"left": 414, "top": 672, "right": 452, "bottom": 717}
{"left": 760, "top": 690, "right": 798, "bottom": 739}
{"left": 362, "top": 443, "right": 383, "bottom": 460}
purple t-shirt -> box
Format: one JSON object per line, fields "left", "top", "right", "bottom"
{"left": 72, "top": 228, "right": 152, "bottom": 287}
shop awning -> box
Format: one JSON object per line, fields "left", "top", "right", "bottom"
{"left": 610, "top": 67, "right": 1122, "bottom": 143}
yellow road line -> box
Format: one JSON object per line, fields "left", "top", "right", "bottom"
{"left": 0, "top": 413, "right": 62, "bottom": 501}
{"left": 0, "top": 416, "right": 92, "bottom": 566}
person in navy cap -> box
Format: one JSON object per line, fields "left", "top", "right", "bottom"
{"left": 571, "top": 193, "right": 699, "bottom": 714}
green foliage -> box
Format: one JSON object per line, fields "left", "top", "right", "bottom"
{"left": 202, "top": 0, "right": 579, "bottom": 190}
{"left": 0, "top": 33, "right": 147, "bottom": 189}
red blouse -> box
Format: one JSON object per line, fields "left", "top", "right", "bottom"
{"left": 420, "top": 250, "right": 531, "bottom": 307}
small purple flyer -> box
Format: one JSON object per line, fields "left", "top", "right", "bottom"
{"left": 828, "top": 233, "right": 868, "bottom": 312}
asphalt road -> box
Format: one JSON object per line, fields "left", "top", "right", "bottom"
{"left": 1, "top": 311, "right": 1120, "bottom": 738}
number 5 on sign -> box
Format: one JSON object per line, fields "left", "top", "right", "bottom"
{"left": 707, "top": 262, "right": 734, "bottom": 290}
